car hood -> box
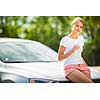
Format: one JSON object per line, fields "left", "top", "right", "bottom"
{"left": 4, "top": 62, "right": 100, "bottom": 81}
{"left": 89, "top": 67, "right": 100, "bottom": 79}
{"left": 4, "top": 61, "right": 67, "bottom": 81}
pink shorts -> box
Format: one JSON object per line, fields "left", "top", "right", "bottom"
{"left": 64, "top": 64, "right": 90, "bottom": 77}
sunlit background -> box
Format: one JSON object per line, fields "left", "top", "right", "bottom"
{"left": 0, "top": 16, "right": 100, "bottom": 66}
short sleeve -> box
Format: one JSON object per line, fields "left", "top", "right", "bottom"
{"left": 60, "top": 37, "right": 68, "bottom": 47}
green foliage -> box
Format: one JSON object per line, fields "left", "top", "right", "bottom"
{"left": 0, "top": 16, "right": 100, "bottom": 65}
{"left": 82, "top": 16, "right": 100, "bottom": 65}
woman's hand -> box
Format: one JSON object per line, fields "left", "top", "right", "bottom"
{"left": 71, "top": 44, "right": 80, "bottom": 52}
{"left": 58, "top": 44, "right": 80, "bottom": 61}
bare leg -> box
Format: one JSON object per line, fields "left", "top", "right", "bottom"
{"left": 83, "top": 73, "right": 91, "bottom": 79}
{"left": 66, "top": 70, "right": 94, "bottom": 83}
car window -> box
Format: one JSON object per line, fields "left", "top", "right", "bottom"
{"left": 0, "top": 42, "right": 57, "bottom": 63}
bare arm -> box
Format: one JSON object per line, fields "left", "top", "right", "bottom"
{"left": 58, "top": 45, "right": 80, "bottom": 61}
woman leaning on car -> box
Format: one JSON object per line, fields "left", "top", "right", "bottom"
{"left": 58, "top": 17, "right": 94, "bottom": 83}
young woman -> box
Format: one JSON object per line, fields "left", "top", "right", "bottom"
{"left": 58, "top": 17, "right": 93, "bottom": 83}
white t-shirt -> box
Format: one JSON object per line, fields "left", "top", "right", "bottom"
{"left": 60, "top": 35, "right": 85, "bottom": 66}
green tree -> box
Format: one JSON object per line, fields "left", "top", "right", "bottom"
{"left": 82, "top": 16, "right": 100, "bottom": 65}
{"left": 0, "top": 16, "right": 100, "bottom": 66}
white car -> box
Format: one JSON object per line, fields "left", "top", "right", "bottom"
{"left": 0, "top": 38, "right": 100, "bottom": 83}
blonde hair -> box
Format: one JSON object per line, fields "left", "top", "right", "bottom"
{"left": 72, "top": 17, "right": 84, "bottom": 27}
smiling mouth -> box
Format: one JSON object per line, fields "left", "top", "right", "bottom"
{"left": 76, "top": 30, "right": 79, "bottom": 32}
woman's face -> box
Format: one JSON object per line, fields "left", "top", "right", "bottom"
{"left": 71, "top": 20, "right": 83, "bottom": 33}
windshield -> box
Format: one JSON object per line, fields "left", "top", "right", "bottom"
{"left": 0, "top": 42, "right": 57, "bottom": 63}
